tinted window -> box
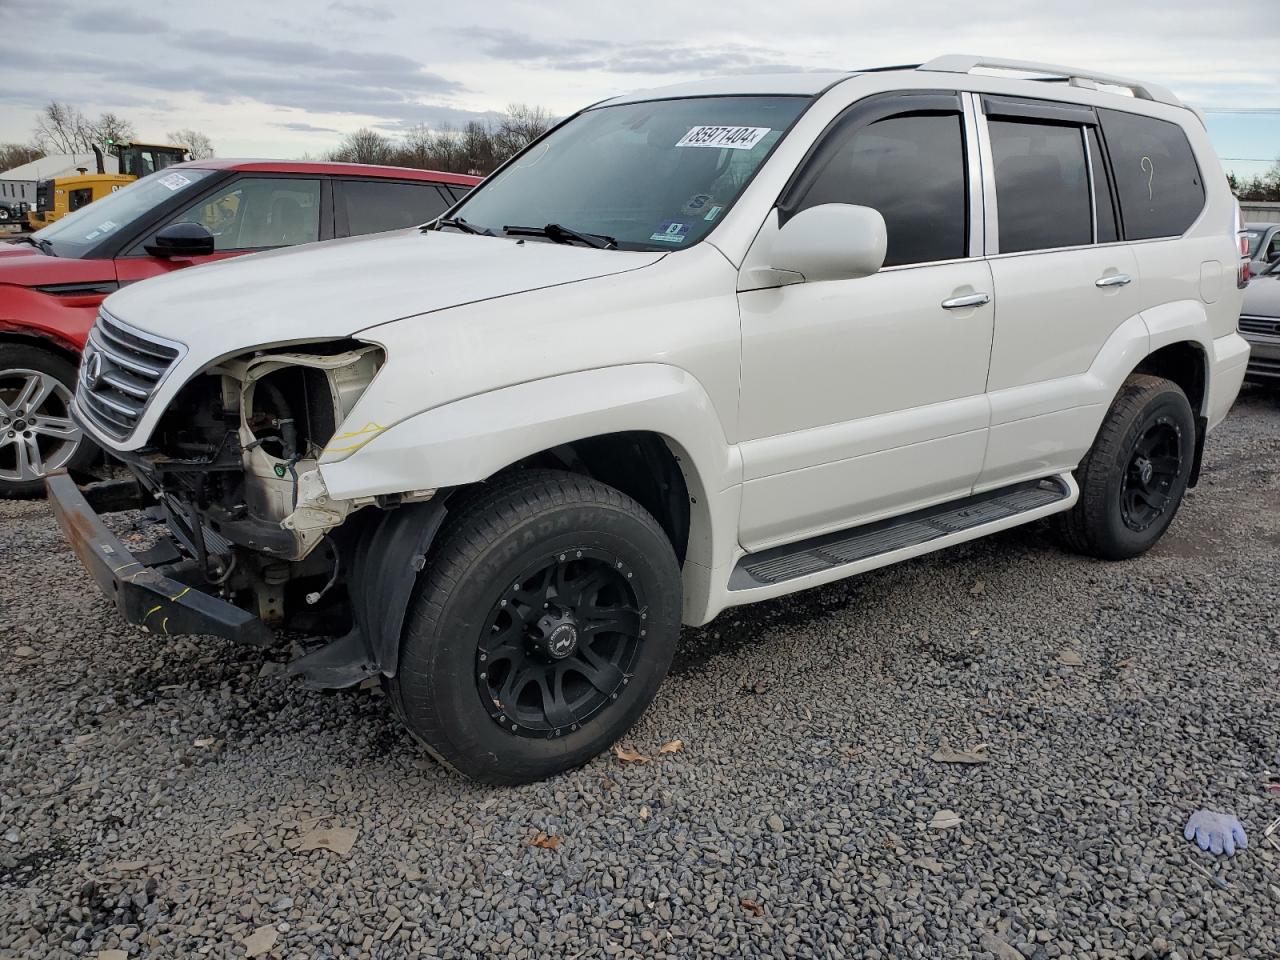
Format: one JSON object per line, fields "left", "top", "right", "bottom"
{"left": 340, "top": 180, "right": 451, "bottom": 235}
{"left": 1087, "top": 127, "right": 1118, "bottom": 244}
{"left": 798, "top": 113, "right": 967, "bottom": 266}
{"left": 151, "top": 177, "right": 320, "bottom": 251}
{"left": 444, "top": 184, "right": 471, "bottom": 203}
{"left": 1098, "top": 108, "right": 1204, "bottom": 239}
{"left": 990, "top": 119, "right": 1092, "bottom": 253}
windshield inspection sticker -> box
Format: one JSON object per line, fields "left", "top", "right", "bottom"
{"left": 158, "top": 172, "right": 192, "bottom": 191}
{"left": 676, "top": 125, "right": 771, "bottom": 150}
{"left": 650, "top": 220, "right": 690, "bottom": 244}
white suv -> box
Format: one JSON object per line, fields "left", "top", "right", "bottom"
{"left": 51, "top": 56, "right": 1251, "bottom": 784}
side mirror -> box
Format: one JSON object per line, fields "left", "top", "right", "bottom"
{"left": 145, "top": 221, "right": 215, "bottom": 258}
{"left": 770, "top": 204, "right": 887, "bottom": 283}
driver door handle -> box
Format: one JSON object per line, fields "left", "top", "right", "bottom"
{"left": 940, "top": 292, "right": 991, "bottom": 310}
{"left": 1095, "top": 273, "right": 1132, "bottom": 288}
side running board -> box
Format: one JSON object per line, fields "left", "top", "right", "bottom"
{"left": 730, "top": 476, "right": 1072, "bottom": 590}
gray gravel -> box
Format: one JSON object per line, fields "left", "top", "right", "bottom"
{"left": 2, "top": 387, "right": 1279, "bottom": 960}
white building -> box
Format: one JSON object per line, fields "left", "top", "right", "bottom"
{"left": 0, "top": 152, "right": 122, "bottom": 205}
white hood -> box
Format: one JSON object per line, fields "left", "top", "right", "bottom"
{"left": 103, "top": 228, "right": 665, "bottom": 354}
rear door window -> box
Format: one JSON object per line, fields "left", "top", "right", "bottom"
{"left": 1097, "top": 108, "right": 1204, "bottom": 240}
{"left": 337, "top": 180, "right": 452, "bottom": 236}
{"left": 989, "top": 119, "right": 1092, "bottom": 253}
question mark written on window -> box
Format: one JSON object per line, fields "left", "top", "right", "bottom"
{"left": 1140, "top": 156, "right": 1154, "bottom": 200}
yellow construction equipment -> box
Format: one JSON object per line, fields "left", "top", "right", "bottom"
{"left": 26, "top": 141, "right": 190, "bottom": 229}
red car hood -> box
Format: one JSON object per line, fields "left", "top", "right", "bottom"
{"left": 0, "top": 244, "right": 116, "bottom": 286}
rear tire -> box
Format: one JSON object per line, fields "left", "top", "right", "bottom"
{"left": 390, "top": 470, "right": 682, "bottom": 785}
{"left": 1057, "top": 374, "right": 1195, "bottom": 560}
{"left": 0, "top": 345, "right": 96, "bottom": 499}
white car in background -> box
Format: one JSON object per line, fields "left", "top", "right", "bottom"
{"left": 50, "top": 55, "right": 1249, "bottom": 784}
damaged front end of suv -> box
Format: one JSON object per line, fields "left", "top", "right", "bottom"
{"left": 56, "top": 309, "right": 441, "bottom": 688}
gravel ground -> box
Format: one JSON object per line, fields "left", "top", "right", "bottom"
{"left": 2, "top": 387, "right": 1278, "bottom": 960}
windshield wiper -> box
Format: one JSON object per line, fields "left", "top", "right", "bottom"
{"left": 10, "top": 235, "right": 55, "bottom": 256}
{"left": 430, "top": 217, "right": 495, "bottom": 237}
{"left": 503, "top": 223, "right": 617, "bottom": 250}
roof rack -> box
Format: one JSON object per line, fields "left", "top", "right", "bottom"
{"left": 917, "top": 54, "right": 1183, "bottom": 108}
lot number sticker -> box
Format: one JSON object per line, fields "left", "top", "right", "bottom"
{"left": 159, "top": 172, "right": 192, "bottom": 191}
{"left": 676, "top": 126, "right": 771, "bottom": 150}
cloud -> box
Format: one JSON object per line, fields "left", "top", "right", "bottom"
{"left": 456, "top": 27, "right": 826, "bottom": 76}
{"left": 328, "top": 0, "right": 394, "bottom": 20}
{"left": 73, "top": 7, "right": 165, "bottom": 34}
{"left": 273, "top": 121, "right": 343, "bottom": 134}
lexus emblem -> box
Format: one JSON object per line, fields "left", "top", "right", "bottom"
{"left": 84, "top": 351, "right": 103, "bottom": 389}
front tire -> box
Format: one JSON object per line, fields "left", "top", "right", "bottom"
{"left": 0, "top": 345, "right": 96, "bottom": 499}
{"left": 391, "top": 470, "right": 682, "bottom": 785}
{"left": 1057, "top": 374, "right": 1196, "bottom": 560}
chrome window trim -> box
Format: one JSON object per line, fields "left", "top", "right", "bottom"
{"left": 1082, "top": 126, "right": 1099, "bottom": 245}
{"left": 971, "top": 93, "right": 1000, "bottom": 255}
{"left": 960, "top": 92, "right": 986, "bottom": 258}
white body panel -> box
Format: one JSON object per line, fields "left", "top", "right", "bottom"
{"left": 86, "top": 60, "right": 1250, "bottom": 628}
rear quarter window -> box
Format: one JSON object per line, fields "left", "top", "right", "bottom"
{"left": 1098, "top": 108, "right": 1204, "bottom": 240}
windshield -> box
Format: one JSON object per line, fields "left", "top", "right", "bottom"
{"left": 451, "top": 96, "right": 809, "bottom": 251}
{"left": 33, "top": 168, "right": 215, "bottom": 257}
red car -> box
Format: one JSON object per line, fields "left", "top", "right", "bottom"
{"left": 0, "top": 159, "right": 481, "bottom": 496}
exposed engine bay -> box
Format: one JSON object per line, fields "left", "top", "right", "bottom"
{"left": 113, "top": 341, "right": 410, "bottom": 632}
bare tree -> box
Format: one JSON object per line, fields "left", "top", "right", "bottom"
{"left": 329, "top": 128, "right": 396, "bottom": 165}
{"left": 493, "top": 103, "right": 552, "bottom": 159}
{"left": 0, "top": 143, "right": 44, "bottom": 171}
{"left": 89, "top": 112, "right": 136, "bottom": 146}
{"left": 168, "top": 128, "right": 215, "bottom": 159}
{"left": 32, "top": 101, "right": 92, "bottom": 153}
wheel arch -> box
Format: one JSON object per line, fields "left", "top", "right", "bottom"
{"left": 0, "top": 327, "right": 83, "bottom": 366}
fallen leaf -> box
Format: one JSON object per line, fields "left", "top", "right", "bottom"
{"left": 930, "top": 741, "right": 990, "bottom": 765}
{"left": 639, "top": 805, "right": 651, "bottom": 822}
{"left": 929, "top": 809, "right": 962, "bottom": 830}
{"left": 1116, "top": 658, "right": 1132, "bottom": 669}
{"left": 222, "top": 822, "right": 256, "bottom": 839}
{"left": 658, "top": 739, "right": 683, "bottom": 755}
{"left": 969, "top": 580, "right": 986, "bottom": 595}
{"left": 192, "top": 737, "right": 216, "bottom": 748}
{"left": 297, "top": 825, "right": 359, "bottom": 857}
{"left": 241, "top": 925, "right": 278, "bottom": 958}
{"left": 913, "top": 857, "right": 946, "bottom": 875}
{"left": 612, "top": 744, "right": 651, "bottom": 764}
{"left": 600, "top": 778, "right": 619, "bottom": 790}
{"left": 529, "top": 831, "right": 561, "bottom": 850}
{"left": 1056, "top": 649, "right": 1084, "bottom": 666}
{"left": 740, "top": 897, "right": 765, "bottom": 917}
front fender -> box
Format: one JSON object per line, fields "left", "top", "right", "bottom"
{"left": 318, "top": 363, "right": 743, "bottom": 590}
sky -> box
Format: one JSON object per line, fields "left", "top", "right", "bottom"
{"left": 2, "top": 0, "right": 1278, "bottom": 179}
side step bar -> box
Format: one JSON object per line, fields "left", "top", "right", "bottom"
{"left": 730, "top": 476, "right": 1073, "bottom": 590}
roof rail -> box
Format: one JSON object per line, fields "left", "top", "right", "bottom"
{"left": 918, "top": 54, "right": 1183, "bottom": 108}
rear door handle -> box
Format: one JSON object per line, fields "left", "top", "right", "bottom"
{"left": 940, "top": 292, "right": 991, "bottom": 310}
{"left": 1095, "top": 273, "right": 1132, "bottom": 288}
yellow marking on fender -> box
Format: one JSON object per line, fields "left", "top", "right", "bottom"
{"left": 322, "top": 422, "right": 387, "bottom": 454}
{"left": 161, "top": 617, "right": 170, "bottom": 635}
{"left": 112, "top": 561, "right": 143, "bottom": 575}
{"left": 143, "top": 604, "right": 162, "bottom": 622}
{"left": 169, "top": 586, "right": 190, "bottom": 602}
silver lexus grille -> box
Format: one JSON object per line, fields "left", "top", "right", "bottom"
{"left": 1239, "top": 315, "right": 1280, "bottom": 338}
{"left": 76, "top": 311, "right": 184, "bottom": 441}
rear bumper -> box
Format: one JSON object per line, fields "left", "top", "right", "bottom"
{"left": 1207, "top": 333, "right": 1251, "bottom": 429}
{"left": 45, "top": 471, "right": 273, "bottom": 647}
